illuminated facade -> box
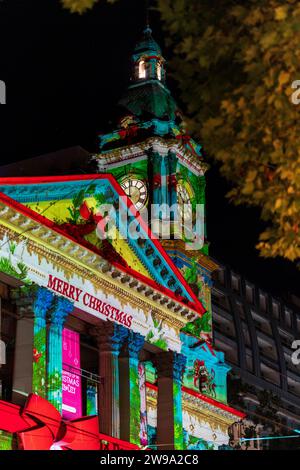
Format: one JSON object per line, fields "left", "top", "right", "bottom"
{"left": 0, "top": 28, "right": 244, "bottom": 450}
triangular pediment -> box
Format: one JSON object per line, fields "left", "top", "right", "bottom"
{"left": 0, "top": 174, "right": 205, "bottom": 316}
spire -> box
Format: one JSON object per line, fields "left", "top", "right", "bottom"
{"left": 131, "top": 26, "right": 165, "bottom": 84}
{"left": 118, "top": 27, "right": 178, "bottom": 122}
{"left": 134, "top": 25, "right": 161, "bottom": 55}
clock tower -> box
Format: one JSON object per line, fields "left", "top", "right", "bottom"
{"left": 94, "top": 27, "right": 219, "bottom": 341}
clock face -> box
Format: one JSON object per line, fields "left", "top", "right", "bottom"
{"left": 121, "top": 178, "right": 148, "bottom": 210}
{"left": 177, "top": 182, "right": 193, "bottom": 221}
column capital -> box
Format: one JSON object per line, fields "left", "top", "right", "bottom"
{"left": 149, "top": 151, "right": 161, "bottom": 171}
{"left": 167, "top": 151, "right": 178, "bottom": 172}
{"left": 113, "top": 324, "right": 129, "bottom": 352}
{"left": 155, "top": 351, "right": 186, "bottom": 383}
{"left": 50, "top": 296, "right": 74, "bottom": 326}
{"left": 173, "top": 352, "right": 187, "bottom": 383}
{"left": 33, "top": 287, "right": 54, "bottom": 319}
{"left": 128, "top": 331, "right": 145, "bottom": 360}
{"left": 92, "top": 321, "right": 128, "bottom": 353}
{"left": 202, "top": 272, "right": 213, "bottom": 287}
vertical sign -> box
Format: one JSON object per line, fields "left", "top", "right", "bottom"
{"left": 62, "top": 328, "right": 82, "bottom": 420}
{"left": 138, "top": 363, "right": 148, "bottom": 446}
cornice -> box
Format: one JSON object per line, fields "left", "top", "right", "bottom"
{"left": 161, "top": 240, "right": 220, "bottom": 273}
{"left": 182, "top": 391, "right": 240, "bottom": 428}
{"left": 146, "top": 386, "right": 241, "bottom": 428}
{"left": 0, "top": 202, "right": 198, "bottom": 328}
{"left": 94, "top": 137, "right": 208, "bottom": 175}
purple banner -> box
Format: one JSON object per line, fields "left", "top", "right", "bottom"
{"left": 62, "top": 328, "right": 82, "bottom": 420}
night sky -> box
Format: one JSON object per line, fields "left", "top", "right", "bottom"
{"left": 0, "top": 0, "right": 299, "bottom": 299}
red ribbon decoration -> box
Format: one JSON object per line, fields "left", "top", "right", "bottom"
{"left": 152, "top": 174, "right": 161, "bottom": 188}
{"left": 78, "top": 201, "right": 111, "bottom": 240}
{"left": 168, "top": 175, "right": 177, "bottom": 188}
{"left": 0, "top": 394, "right": 100, "bottom": 450}
{"left": 118, "top": 125, "right": 139, "bottom": 142}
{"left": 175, "top": 133, "right": 199, "bottom": 159}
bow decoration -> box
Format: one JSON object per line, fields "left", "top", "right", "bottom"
{"left": 0, "top": 394, "right": 100, "bottom": 450}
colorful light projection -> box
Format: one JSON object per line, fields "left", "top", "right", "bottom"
{"left": 62, "top": 328, "right": 82, "bottom": 420}
{"left": 86, "top": 380, "right": 98, "bottom": 416}
{"left": 138, "top": 363, "right": 148, "bottom": 446}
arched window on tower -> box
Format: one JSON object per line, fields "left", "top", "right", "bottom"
{"left": 156, "top": 62, "right": 162, "bottom": 81}
{"left": 139, "top": 60, "right": 147, "bottom": 79}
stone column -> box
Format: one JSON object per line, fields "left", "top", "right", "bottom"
{"left": 119, "top": 331, "right": 145, "bottom": 445}
{"left": 155, "top": 351, "right": 186, "bottom": 450}
{"left": 94, "top": 322, "right": 128, "bottom": 438}
{"left": 12, "top": 317, "right": 34, "bottom": 405}
{"left": 47, "top": 296, "right": 74, "bottom": 412}
{"left": 32, "top": 287, "right": 54, "bottom": 398}
{"left": 149, "top": 152, "right": 162, "bottom": 218}
{"left": 167, "top": 151, "right": 178, "bottom": 214}
{"left": 160, "top": 157, "right": 168, "bottom": 210}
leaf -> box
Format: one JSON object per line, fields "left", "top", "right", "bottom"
{"left": 275, "top": 6, "right": 288, "bottom": 21}
{"left": 260, "top": 31, "right": 278, "bottom": 49}
{"left": 247, "top": 170, "right": 257, "bottom": 182}
{"left": 242, "top": 182, "right": 255, "bottom": 195}
{"left": 61, "top": 0, "right": 99, "bottom": 14}
{"left": 278, "top": 71, "right": 290, "bottom": 87}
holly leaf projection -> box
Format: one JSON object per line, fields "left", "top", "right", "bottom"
{"left": 67, "top": 184, "right": 96, "bottom": 224}
{"left": 62, "top": 0, "right": 300, "bottom": 263}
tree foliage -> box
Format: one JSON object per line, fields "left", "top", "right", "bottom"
{"left": 61, "top": 0, "right": 116, "bottom": 15}
{"left": 61, "top": 0, "right": 300, "bottom": 263}
{"left": 61, "top": 0, "right": 98, "bottom": 14}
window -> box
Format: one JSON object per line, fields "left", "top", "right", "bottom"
{"left": 156, "top": 62, "right": 162, "bottom": 80}
{"left": 257, "top": 334, "right": 278, "bottom": 362}
{"left": 296, "top": 316, "right": 300, "bottom": 334}
{"left": 284, "top": 350, "right": 299, "bottom": 374}
{"left": 251, "top": 310, "right": 272, "bottom": 335}
{"left": 278, "top": 328, "right": 294, "bottom": 348}
{"left": 259, "top": 292, "right": 267, "bottom": 312}
{"left": 139, "top": 60, "right": 146, "bottom": 79}
{"left": 235, "top": 301, "right": 246, "bottom": 320}
{"left": 287, "top": 375, "right": 300, "bottom": 397}
{"left": 272, "top": 300, "right": 280, "bottom": 320}
{"left": 260, "top": 362, "right": 280, "bottom": 386}
{"left": 246, "top": 353, "right": 253, "bottom": 373}
{"left": 231, "top": 274, "right": 240, "bottom": 292}
{"left": 214, "top": 337, "right": 238, "bottom": 365}
{"left": 242, "top": 322, "right": 252, "bottom": 348}
{"left": 212, "top": 289, "right": 230, "bottom": 310}
{"left": 216, "top": 269, "right": 225, "bottom": 285}
{"left": 284, "top": 308, "right": 292, "bottom": 329}
{"left": 245, "top": 284, "right": 254, "bottom": 304}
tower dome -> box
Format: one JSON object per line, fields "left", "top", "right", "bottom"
{"left": 131, "top": 26, "right": 166, "bottom": 84}
{"left": 117, "top": 26, "right": 179, "bottom": 121}
{"left": 133, "top": 25, "right": 162, "bottom": 56}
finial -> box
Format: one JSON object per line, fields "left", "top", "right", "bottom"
{"left": 144, "top": 0, "right": 151, "bottom": 35}
{"left": 144, "top": 24, "right": 152, "bottom": 36}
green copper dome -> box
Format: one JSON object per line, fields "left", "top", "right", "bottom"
{"left": 119, "top": 82, "right": 178, "bottom": 121}
{"left": 116, "top": 26, "right": 179, "bottom": 121}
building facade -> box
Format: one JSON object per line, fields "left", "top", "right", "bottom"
{"left": 0, "top": 28, "right": 244, "bottom": 451}
{"left": 212, "top": 265, "right": 300, "bottom": 448}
